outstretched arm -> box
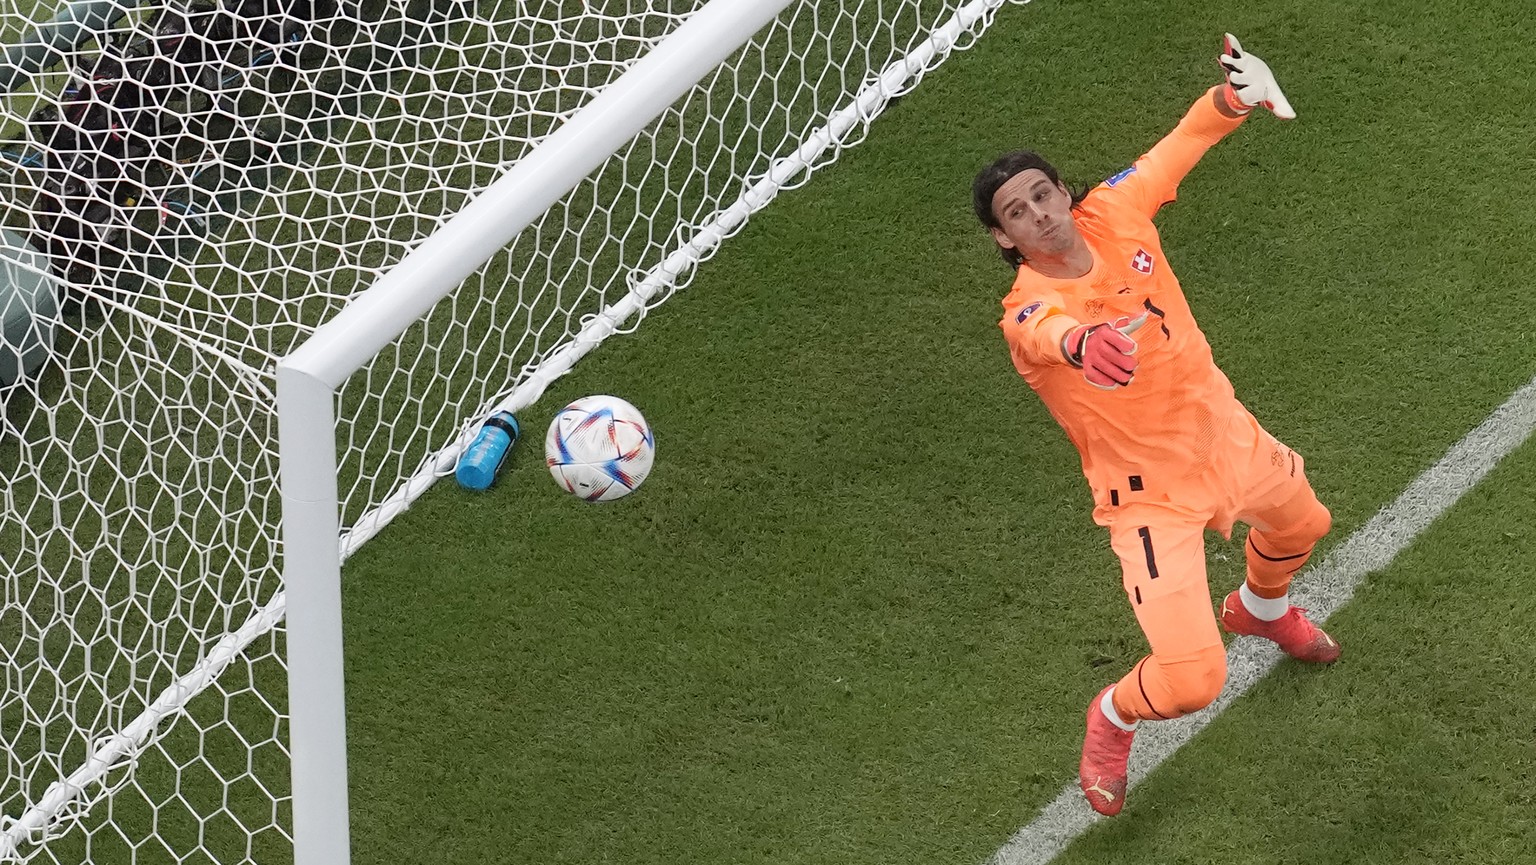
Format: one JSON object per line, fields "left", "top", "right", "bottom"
{"left": 1097, "top": 34, "right": 1293, "bottom": 219}
{"left": 1002, "top": 291, "right": 1149, "bottom": 389}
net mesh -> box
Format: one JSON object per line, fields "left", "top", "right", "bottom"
{"left": 0, "top": 0, "right": 1016, "bottom": 859}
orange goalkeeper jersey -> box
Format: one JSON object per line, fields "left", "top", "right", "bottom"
{"left": 999, "top": 86, "right": 1252, "bottom": 519}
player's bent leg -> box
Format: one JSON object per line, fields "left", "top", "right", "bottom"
{"left": 1116, "top": 527, "right": 1227, "bottom": 721}
{"left": 1113, "top": 644, "right": 1228, "bottom": 721}
{"left": 1081, "top": 515, "right": 1224, "bottom": 816}
{"left": 1079, "top": 646, "right": 1226, "bottom": 817}
{"left": 1229, "top": 460, "right": 1340, "bottom": 663}
{"left": 1244, "top": 497, "right": 1331, "bottom": 597}
{"left": 1232, "top": 418, "right": 1333, "bottom": 600}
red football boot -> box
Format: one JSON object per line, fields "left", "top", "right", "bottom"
{"left": 1079, "top": 685, "right": 1135, "bottom": 816}
{"left": 1220, "top": 590, "right": 1341, "bottom": 664}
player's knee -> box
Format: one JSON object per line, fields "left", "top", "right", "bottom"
{"left": 1261, "top": 499, "right": 1332, "bottom": 552}
{"left": 1299, "top": 501, "right": 1332, "bottom": 544}
{"left": 1161, "top": 646, "right": 1228, "bottom": 715}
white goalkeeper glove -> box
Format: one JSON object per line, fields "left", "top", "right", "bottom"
{"left": 1219, "top": 33, "right": 1295, "bottom": 119}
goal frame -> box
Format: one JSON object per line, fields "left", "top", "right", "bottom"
{"left": 275, "top": 2, "right": 796, "bottom": 861}
{"left": 0, "top": 0, "right": 1028, "bottom": 858}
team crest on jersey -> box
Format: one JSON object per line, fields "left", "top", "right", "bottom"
{"left": 1130, "top": 248, "right": 1155, "bottom": 275}
{"left": 1014, "top": 301, "right": 1043, "bottom": 324}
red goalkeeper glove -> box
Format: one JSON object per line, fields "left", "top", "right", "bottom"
{"left": 1063, "top": 314, "right": 1147, "bottom": 389}
{"left": 1219, "top": 33, "right": 1296, "bottom": 119}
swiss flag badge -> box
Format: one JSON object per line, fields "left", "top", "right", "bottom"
{"left": 1130, "top": 248, "right": 1155, "bottom": 275}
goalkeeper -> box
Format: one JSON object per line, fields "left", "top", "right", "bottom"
{"left": 972, "top": 35, "right": 1335, "bottom": 817}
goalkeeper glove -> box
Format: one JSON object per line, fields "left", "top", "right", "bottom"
{"left": 1063, "top": 314, "right": 1147, "bottom": 389}
{"left": 1219, "top": 33, "right": 1296, "bottom": 119}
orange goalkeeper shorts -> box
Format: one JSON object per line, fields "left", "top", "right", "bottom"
{"left": 1103, "top": 410, "right": 1326, "bottom": 657}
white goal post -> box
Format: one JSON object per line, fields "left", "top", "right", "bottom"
{"left": 0, "top": 0, "right": 1026, "bottom": 861}
{"left": 277, "top": 3, "right": 799, "bottom": 860}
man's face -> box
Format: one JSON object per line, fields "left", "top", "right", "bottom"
{"left": 988, "top": 169, "right": 1081, "bottom": 261}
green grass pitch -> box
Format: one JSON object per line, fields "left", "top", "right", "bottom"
{"left": 19, "top": 0, "right": 1530, "bottom": 861}
{"left": 338, "top": 0, "right": 1536, "bottom": 863}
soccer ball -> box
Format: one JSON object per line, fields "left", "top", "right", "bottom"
{"left": 544, "top": 395, "right": 655, "bottom": 501}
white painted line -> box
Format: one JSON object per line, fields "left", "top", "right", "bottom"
{"left": 991, "top": 373, "right": 1536, "bottom": 865}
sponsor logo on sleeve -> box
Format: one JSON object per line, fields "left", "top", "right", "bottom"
{"left": 1105, "top": 166, "right": 1136, "bottom": 187}
{"left": 1014, "top": 301, "right": 1044, "bottom": 324}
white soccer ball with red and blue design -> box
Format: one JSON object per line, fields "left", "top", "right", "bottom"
{"left": 544, "top": 395, "right": 655, "bottom": 501}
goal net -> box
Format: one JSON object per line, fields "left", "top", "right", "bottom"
{"left": 0, "top": 0, "right": 1020, "bottom": 860}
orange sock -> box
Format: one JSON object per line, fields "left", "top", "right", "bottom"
{"left": 1245, "top": 530, "right": 1317, "bottom": 597}
{"left": 1244, "top": 497, "right": 1331, "bottom": 597}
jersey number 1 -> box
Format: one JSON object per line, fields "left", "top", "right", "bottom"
{"left": 1142, "top": 299, "right": 1171, "bottom": 339}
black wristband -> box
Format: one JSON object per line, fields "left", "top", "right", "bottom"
{"left": 1062, "top": 325, "right": 1097, "bottom": 368}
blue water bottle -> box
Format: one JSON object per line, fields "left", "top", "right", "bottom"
{"left": 455, "top": 411, "right": 520, "bottom": 490}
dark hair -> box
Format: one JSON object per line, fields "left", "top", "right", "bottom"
{"left": 972, "top": 150, "right": 1090, "bottom": 269}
